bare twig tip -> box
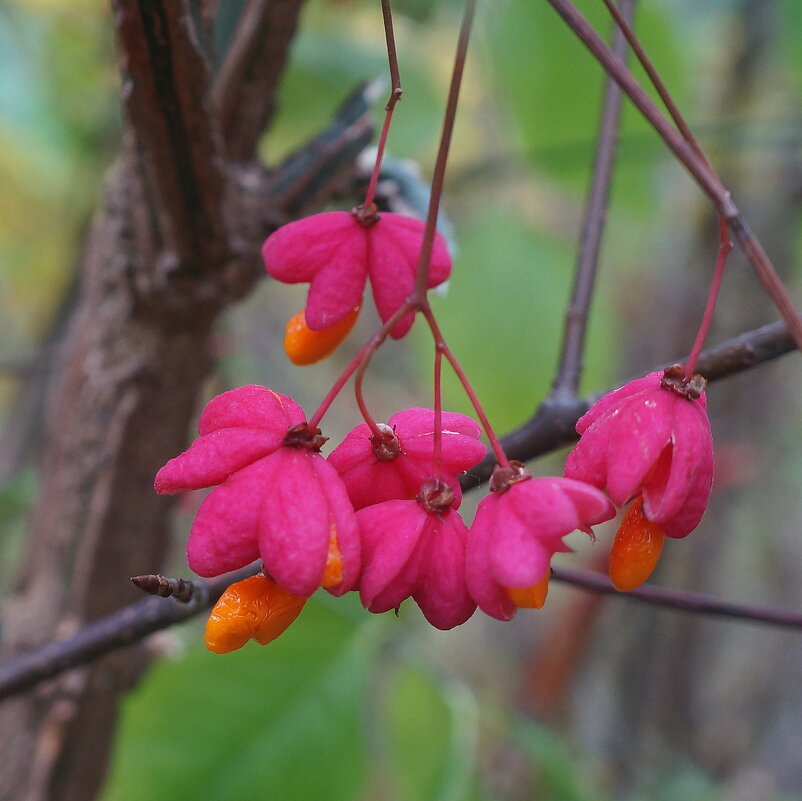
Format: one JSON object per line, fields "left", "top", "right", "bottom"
{"left": 130, "top": 574, "right": 195, "bottom": 603}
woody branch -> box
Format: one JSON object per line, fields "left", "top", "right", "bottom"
{"left": 1, "top": 317, "right": 799, "bottom": 703}
{"left": 546, "top": 0, "right": 802, "bottom": 353}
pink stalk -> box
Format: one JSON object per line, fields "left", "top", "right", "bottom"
{"left": 306, "top": 342, "right": 373, "bottom": 432}
{"left": 312, "top": 0, "right": 478, "bottom": 439}
{"left": 432, "top": 342, "right": 444, "bottom": 475}
{"left": 354, "top": 339, "right": 390, "bottom": 437}
{"left": 361, "top": 0, "right": 403, "bottom": 213}
{"left": 362, "top": 104, "right": 399, "bottom": 211}
{"left": 307, "top": 302, "right": 412, "bottom": 432}
{"left": 685, "top": 215, "right": 733, "bottom": 377}
{"left": 411, "top": 0, "right": 475, "bottom": 302}
{"left": 422, "top": 306, "right": 509, "bottom": 468}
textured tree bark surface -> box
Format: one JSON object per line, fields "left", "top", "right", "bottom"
{"left": 0, "top": 2, "right": 317, "bottom": 798}
{"left": 0, "top": 158, "right": 219, "bottom": 801}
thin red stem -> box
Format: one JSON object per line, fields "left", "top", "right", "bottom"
{"left": 306, "top": 341, "right": 375, "bottom": 432}
{"left": 422, "top": 305, "right": 509, "bottom": 467}
{"left": 354, "top": 342, "right": 388, "bottom": 438}
{"left": 432, "top": 340, "right": 443, "bottom": 475}
{"left": 684, "top": 215, "right": 733, "bottom": 377}
{"left": 601, "top": 0, "right": 707, "bottom": 166}
{"left": 380, "top": 0, "right": 401, "bottom": 102}
{"left": 546, "top": 0, "right": 802, "bottom": 354}
{"left": 311, "top": 0, "right": 477, "bottom": 436}
{"left": 362, "top": 105, "right": 398, "bottom": 210}
{"left": 411, "top": 0, "right": 475, "bottom": 302}
{"left": 306, "top": 302, "right": 412, "bottom": 432}
{"left": 355, "top": 302, "right": 416, "bottom": 435}
{"left": 361, "top": 0, "right": 402, "bottom": 211}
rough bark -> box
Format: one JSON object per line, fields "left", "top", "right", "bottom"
{"left": 0, "top": 2, "right": 319, "bottom": 799}
{"left": 0, "top": 155, "right": 221, "bottom": 800}
{"left": 214, "top": 0, "right": 307, "bottom": 162}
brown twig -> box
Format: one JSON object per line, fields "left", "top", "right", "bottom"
{"left": 551, "top": 0, "right": 635, "bottom": 401}
{"left": 6, "top": 496, "right": 802, "bottom": 703}
{"left": 412, "top": 0, "right": 476, "bottom": 299}
{"left": 213, "top": 0, "right": 306, "bottom": 162}
{"left": 130, "top": 574, "right": 196, "bottom": 602}
{"left": 600, "top": 0, "right": 705, "bottom": 163}
{"left": 551, "top": 566, "right": 802, "bottom": 630}
{"left": 464, "top": 316, "right": 802, "bottom": 487}
{"left": 0, "top": 567, "right": 258, "bottom": 702}
{"left": 545, "top": 0, "right": 802, "bottom": 353}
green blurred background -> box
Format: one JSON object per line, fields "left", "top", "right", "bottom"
{"left": 2, "top": 1, "right": 802, "bottom": 799}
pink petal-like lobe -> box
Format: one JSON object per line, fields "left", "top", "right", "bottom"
{"left": 413, "top": 513, "right": 476, "bottom": 630}
{"left": 328, "top": 408, "right": 485, "bottom": 510}
{"left": 565, "top": 372, "right": 714, "bottom": 538}
{"left": 304, "top": 234, "right": 368, "bottom": 330}
{"left": 262, "top": 212, "right": 357, "bottom": 284}
{"left": 466, "top": 478, "right": 614, "bottom": 620}
{"left": 198, "top": 385, "right": 305, "bottom": 436}
{"left": 465, "top": 500, "right": 518, "bottom": 621}
{"left": 186, "top": 457, "right": 273, "bottom": 576}
{"left": 357, "top": 502, "right": 424, "bottom": 607}
{"left": 575, "top": 372, "right": 661, "bottom": 434}
{"left": 258, "top": 449, "right": 359, "bottom": 598}
{"left": 155, "top": 428, "right": 284, "bottom": 494}
{"left": 356, "top": 501, "right": 474, "bottom": 630}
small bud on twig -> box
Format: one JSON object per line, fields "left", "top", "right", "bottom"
{"left": 130, "top": 574, "right": 196, "bottom": 603}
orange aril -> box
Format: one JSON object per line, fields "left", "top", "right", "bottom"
{"left": 320, "top": 527, "right": 344, "bottom": 589}
{"left": 608, "top": 497, "right": 665, "bottom": 592}
{"left": 505, "top": 569, "right": 550, "bottom": 610}
{"left": 284, "top": 305, "right": 360, "bottom": 365}
{"left": 204, "top": 574, "right": 306, "bottom": 654}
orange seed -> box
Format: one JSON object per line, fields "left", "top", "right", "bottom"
{"left": 284, "top": 305, "right": 360, "bottom": 366}
{"left": 320, "top": 527, "right": 344, "bottom": 589}
{"left": 204, "top": 574, "right": 306, "bottom": 654}
{"left": 505, "top": 569, "right": 551, "bottom": 610}
{"left": 608, "top": 497, "right": 665, "bottom": 592}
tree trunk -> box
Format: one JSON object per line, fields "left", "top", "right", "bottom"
{"left": 0, "top": 2, "right": 331, "bottom": 797}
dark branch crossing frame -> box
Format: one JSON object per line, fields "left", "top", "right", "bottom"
{"left": 1, "top": 316, "right": 799, "bottom": 705}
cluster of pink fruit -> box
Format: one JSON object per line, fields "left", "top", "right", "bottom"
{"left": 155, "top": 209, "right": 714, "bottom": 653}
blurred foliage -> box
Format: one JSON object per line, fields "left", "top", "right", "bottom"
{"left": 103, "top": 597, "right": 486, "bottom": 801}
{"left": 2, "top": 0, "right": 802, "bottom": 800}
{"left": 103, "top": 595, "right": 377, "bottom": 801}
{"left": 489, "top": 0, "right": 684, "bottom": 204}
{"left": 0, "top": 1, "right": 116, "bottom": 345}
{"left": 425, "top": 213, "right": 581, "bottom": 429}
{"left": 511, "top": 720, "right": 605, "bottom": 801}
